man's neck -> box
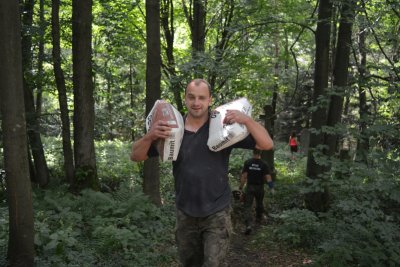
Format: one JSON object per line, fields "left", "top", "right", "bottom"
{"left": 186, "top": 114, "right": 208, "bottom": 126}
{"left": 185, "top": 114, "right": 208, "bottom": 132}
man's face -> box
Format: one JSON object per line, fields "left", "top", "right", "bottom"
{"left": 185, "top": 82, "right": 212, "bottom": 119}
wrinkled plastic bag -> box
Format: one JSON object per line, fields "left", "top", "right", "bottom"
{"left": 146, "top": 100, "right": 184, "bottom": 161}
{"left": 207, "top": 97, "right": 252, "bottom": 152}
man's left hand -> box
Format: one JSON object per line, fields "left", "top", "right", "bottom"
{"left": 223, "top": 110, "right": 250, "bottom": 125}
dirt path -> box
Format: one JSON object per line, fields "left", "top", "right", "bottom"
{"left": 223, "top": 227, "right": 268, "bottom": 267}
{"left": 223, "top": 221, "right": 312, "bottom": 267}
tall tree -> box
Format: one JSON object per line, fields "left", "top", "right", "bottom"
{"left": 35, "top": 0, "right": 45, "bottom": 116}
{"left": 0, "top": 1, "right": 35, "bottom": 264}
{"left": 161, "top": 0, "right": 184, "bottom": 113}
{"left": 52, "top": 0, "right": 75, "bottom": 183}
{"left": 21, "top": 0, "right": 50, "bottom": 187}
{"left": 208, "top": 0, "right": 235, "bottom": 90}
{"left": 144, "top": 0, "right": 162, "bottom": 206}
{"left": 305, "top": 0, "right": 333, "bottom": 212}
{"left": 355, "top": 13, "right": 369, "bottom": 163}
{"left": 182, "top": 0, "right": 207, "bottom": 76}
{"left": 72, "top": 0, "right": 99, "bottom": 191}
{"left": 325, "top": 0, "right": 356, "bottom": 156}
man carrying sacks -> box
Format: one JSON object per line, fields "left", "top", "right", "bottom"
{"left": 131, "top": 79, "right": 273, "bottom": 267}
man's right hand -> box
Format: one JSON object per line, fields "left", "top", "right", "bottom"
{"left": 130, "top": 120, "right": 172, "bottom": 162}
{"left": 148, "top": 120, "right": 172, "bottom": 141}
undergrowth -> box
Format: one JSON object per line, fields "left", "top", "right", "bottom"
{"left": 1, "top": 137, "right": 178, "bottom": 266}
{"left": 253, "top": 142, "right": 400, "bottom": 267}
{"left": 32, "top": 182, "right": 178, "bottom": 266}
{"left": 1, "top": 138, "right": 400, "bottom": 266}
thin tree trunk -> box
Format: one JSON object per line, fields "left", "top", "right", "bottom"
{"left": 0, "top": 2, "right": 35, "bottom": 264}
{"left": 72, "top": 0, "right": 99, "bottom": 191}
{"left": 21, "top": 0, "right": 50, "bottom": 187}
{"left": 325, "top": 0, "right": 356, "bottom": 156}
{"left": 161, "top": 0, "right": 184, "bottom": 113}
{"left": 355, "top": 14, "right": 369, "bottom": 163}
{"left": 144, "top": 0, "right": 162, "bottom": 206}
{"left": 129, "top": 61, "right": 136, "bottom": 141}
{"left": 208, "top": 0, "right": 235, "bottom": 93}
{"left": 182, "top": 0, "right": 207, "bottom": 77}
{"left": 261, "top": 105, "right": 275, "bottom": 180}
{"left": 36, "top": 0, "right": 45, "bottom": 117}
{"left": 305, "top": 0, "right": 333, "bottom": 212}
{"left": 191, "top": 0, "right": 206, "bottom": 56}
{"left": 105, "top": 61, "right": 114, "bottom": 140}
{"left": 52, "top": 0, "right": 75, "bottom": 183}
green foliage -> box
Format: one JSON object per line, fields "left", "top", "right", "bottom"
{"left": 43, "top": 137, "right": 142, "bottom": 190}
{"left": 96, "top": 139, "right": 140, "bottom": 189}
{"left": 274, "top": 141, "right": 307, "bottom": 182}
{"left": 41, "top": 136, "right": 69, "bottom": 179}
{"left": 0, "top": 207, "right": 8, "bottom": 266}
{"left": 317, "top": 218, "right": 400, "bottom": 267}
{"left": 313, "top": 156, "right": 400, "bottom": 266}
{"left": 229, "top": 148, "right": 253, "bottom": 181}
{"left": 32, "top": 183, "right": 177, "bottom": 266}
{"left": 1, "top": 0, "right": 399, "bottom": 264}
{"left": 0, "top": 169, "right": 5, "bottom": 204}
{"left": 273, "top": 208, "right": 322, "bottom": 247}
{"left": 264, "top": 141, "right": 400, "bottom": 267}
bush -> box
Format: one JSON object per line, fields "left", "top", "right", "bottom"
{"left": 32, "top": 183, "right": 178, "bottom": 266}
{"left": 314, "top": 159, "right": 400, "bottom": 267}
{"left": 0, "top": 207, "right": 8, "bottom": 266}
{"left": 273, "top": 208, "right": 322, "bottom": 247}
{"left": 263, "top": 142, "right": 400, "bottom": 266}
{"left": 317, "top": 219, "right": 400, "bottom": 267}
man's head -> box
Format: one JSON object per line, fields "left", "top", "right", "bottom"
{"left": 185, "top": 79, "right": 212, "bottom": 120}
{"left": 185, "top": 79, "right": 212, "bottom": 96}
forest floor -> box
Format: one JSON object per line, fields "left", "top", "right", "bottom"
{"left": 223, "top": 223, "right": 313, "bottom": 267}
{"left": 222, "top": 206, "right": 314, "bottom": 267}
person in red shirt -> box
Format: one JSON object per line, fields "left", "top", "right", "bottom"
{"left": 289, "top": 131, "right": 298, "bottom": 160}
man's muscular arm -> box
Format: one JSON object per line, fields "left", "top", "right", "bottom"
{"left": 130, "top": 120, "right": 171, "bottom": 161}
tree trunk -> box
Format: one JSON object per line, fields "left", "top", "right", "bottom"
{"left": 21, "top": 0, "right": 50, "bottom": 187}
{"left": 52, "top": 0, "right": 75, "bottom": 183}
{"left": 144, "top": 0, "right": 162, "bottom": 206}
{"left": 209, "top": 0, "right": 235, "bottom": 94}
{"left": 325, "top": 0, "right": 356, "bottom": 156}
{"left": 355, "top": 14, "right": 369, "bottom": 163}
{"left": 36, "top": 0, "right": 45, "bottom": 117}
{"left": 305, "top": 0, "right": 333, "bottom": 212}
{"left": 72, "top": 0, "right": 99, "bottom": 191}
{"left": 144, "top": 158, "right": 161, "bottom": 205}
{"left": 161, "top": 0, "right": 184, "bottom": 113}
{"left": 261, "top": 105, "right": 276, "bottom": 180}
{"left": 129, "top": 61, "right": 138, "bottom": 141}
{"left": 191, "top": 0, "right": 206, "bottom": 55}
{"left": 182, "top": 0, "right": 206, "bottom": 77}
{"left": 105, "top": 61, "right": 115, "bottom": 140}
{"left": 0, "top": 2, "right": 35, "bottom": 264}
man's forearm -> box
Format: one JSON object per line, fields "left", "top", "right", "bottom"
{"left": 130, "top": 134, "right": 153, "bottom": 161}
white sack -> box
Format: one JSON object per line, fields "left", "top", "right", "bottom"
{"left": 146, "top": 100, "right": 184, "bottom": 161}
{"left": 207, "top": 97, "right": 252, "bottom": 152}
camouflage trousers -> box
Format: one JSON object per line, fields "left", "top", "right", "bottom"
{"left": 175, "top": 206, "right": 232, "bottom": 267}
